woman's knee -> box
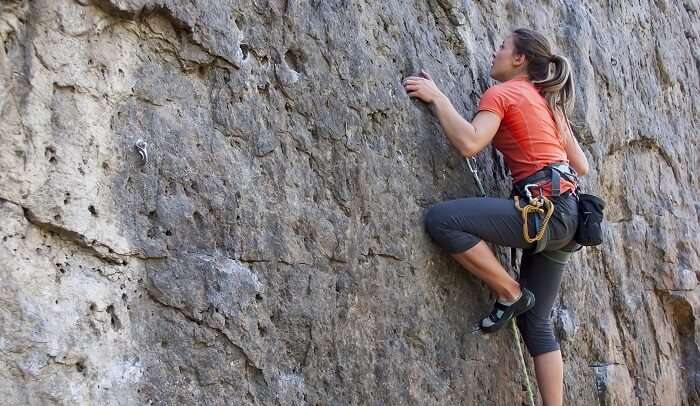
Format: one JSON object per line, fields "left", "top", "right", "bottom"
{"left": 517, "top": 313, "right": 560, "bottom": 356}
{"left": 423, "top": 200, "right": 482, "bottom": 253}
{"left": 423, "top": 204, "right": 447, "bottom": 240}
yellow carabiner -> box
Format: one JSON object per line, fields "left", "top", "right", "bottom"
{"left": 514, "top": 195, "right": 555, "bottom": 243}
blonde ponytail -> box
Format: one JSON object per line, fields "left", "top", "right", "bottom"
{"left": 512, "top": 29, "right": 577, "bottom": 144}
{"left": 534, "top": 54, "right": 576, "bottom": 144}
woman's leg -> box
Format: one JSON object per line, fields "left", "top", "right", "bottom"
{"left": 424, "top": 197, "right": 533, "bottom": 300}
{"left": 425, "top": 195, "right": 576, "bottom": 404}
{"left": 516, "top": 253, "right": 568, "bottom": 406}
{"left": 534, "top": 350, "right": 563, "bottom": 406}
{"left": 451, "top": 242, "right": 521, "bottom": 300}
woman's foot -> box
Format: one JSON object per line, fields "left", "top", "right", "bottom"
{"left": 480, "top": 288, "right": 535, "bottom": 333}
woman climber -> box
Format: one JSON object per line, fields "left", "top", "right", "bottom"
{"left": 403, "top": 28, "right": 589, "bottom": 406}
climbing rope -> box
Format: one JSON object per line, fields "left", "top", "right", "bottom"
{"left": 514, "top": 195, "right": 554, "bottom": 243}
{"left": 511, "top": 319, "right": 536, "bottom": 406}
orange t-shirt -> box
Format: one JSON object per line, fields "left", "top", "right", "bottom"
{"left": 477, "top": 77, "right": 575, "bottom": 195}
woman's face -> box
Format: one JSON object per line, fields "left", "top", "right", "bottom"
{"left": 490, "top": 35, "right": 521, "bottom": 82}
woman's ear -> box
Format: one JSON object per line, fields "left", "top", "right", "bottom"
{"left": 512, "top": 53, "right": 527, "bottom": 67}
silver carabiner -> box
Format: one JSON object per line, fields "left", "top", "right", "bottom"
{"left": 523, "top": 183, "right": 541, "bottom": 204}
{"left": 135, "top": 139, "right": 148, "bottom": 163}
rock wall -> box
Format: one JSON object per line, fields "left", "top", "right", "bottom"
{"left": 1, "top": 0, "right": 699, "bottom": 405}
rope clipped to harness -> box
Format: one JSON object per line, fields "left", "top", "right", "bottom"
{"left": 514, "top": 193, "right": 554, "bottom": 243}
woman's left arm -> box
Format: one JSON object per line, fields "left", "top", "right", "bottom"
{"left": 403, "top": 70, "right": 500, "bottom": 157}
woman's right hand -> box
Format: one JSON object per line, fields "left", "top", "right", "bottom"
{"left": 403, "top": 69, "right": 446, "bottom": 105}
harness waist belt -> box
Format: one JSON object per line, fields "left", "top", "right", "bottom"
{"left": 513, "top": 163, "right": 578, "bottom": 198}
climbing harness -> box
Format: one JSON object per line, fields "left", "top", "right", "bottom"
{"left": 511, "top": 163, "right": 579, "bottom": 256}
{"left": 518, "top": 163, "right": 606, "bottom": 247}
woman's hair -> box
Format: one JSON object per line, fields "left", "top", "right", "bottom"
{"left": 511, "top": 28, "right": 575, "bottom": 143}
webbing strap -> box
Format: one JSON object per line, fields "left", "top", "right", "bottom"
{"left": 540, "top": 249, "right": 574, "bottom": 265}
{"left": 551, "top": 167, "right": 560, "bottom": 197}
{"left": 513, "top": 163, "right": 575, "bottom": 198}
{"left": 534, "top": 231, "right": 548, "bottom": 254}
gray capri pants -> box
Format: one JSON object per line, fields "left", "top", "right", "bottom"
{"left": 424, "top": 193, "right": 579, "bottom": 356}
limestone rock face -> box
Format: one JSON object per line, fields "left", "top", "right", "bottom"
{"left": 1, "top": 0, "right": 699, "bottom": 405}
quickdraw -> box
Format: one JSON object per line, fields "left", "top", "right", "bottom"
{"left": 135, "top": 139, "right": 148, "bottom": 163}
{"left": 514, "top": 183, "right": 555, "bottom": 243}
{"left": 466, "top": 157, "right": 486, "bottom": 197}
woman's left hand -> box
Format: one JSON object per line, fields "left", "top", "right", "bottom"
{"left": 403, "top": 69, "right": 445, "bottom": 104}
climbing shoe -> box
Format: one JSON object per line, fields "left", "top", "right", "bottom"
{"left": 479, "top": 288, "right": 535, "bottom": 333}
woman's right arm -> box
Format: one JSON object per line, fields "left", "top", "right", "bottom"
{"left": 403, "top": 70, "right": 500, "bottom": 157}
{"left": 431, "top": 96, "right": 501, "bottom": 158}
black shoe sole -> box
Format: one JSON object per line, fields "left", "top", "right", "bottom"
{"left": 480, "top": 289, "right": 536, "bottom": 334}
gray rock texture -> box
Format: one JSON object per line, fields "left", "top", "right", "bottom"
{"left": 1, "top": 0, "right": 699, "bottom": 405}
